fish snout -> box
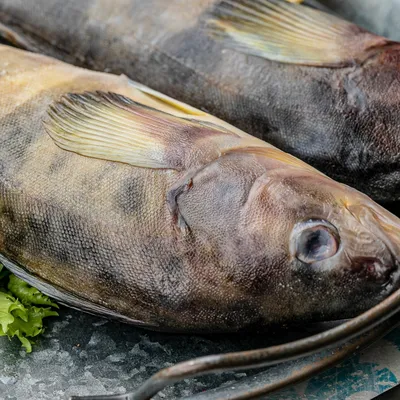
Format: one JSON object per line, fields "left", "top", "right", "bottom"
{"left": 349, "top": 256, "right": 396, "bottom": 286}
{"left": 340, "top": 202, "right": 400, "bottom": 292}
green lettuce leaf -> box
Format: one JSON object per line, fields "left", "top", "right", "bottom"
{"left": 8, "top": 274, "right": 59, "bottom": 308}
{"left": 0, "top": 263, "right": 59, "bottom": 352}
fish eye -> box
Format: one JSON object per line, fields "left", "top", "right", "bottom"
{"left": 291, "top": 220, "right": 340, "bottom": 264}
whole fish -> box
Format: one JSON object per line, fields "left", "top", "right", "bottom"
{"left": 0, "top": 0, "right": 399, "bottom": 203}
{"left": 1, "top": 44, "right": 400, "bottom": 333}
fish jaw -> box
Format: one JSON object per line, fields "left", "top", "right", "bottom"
{"left": 345, "top": 200, "right": 400, "bottom": 293}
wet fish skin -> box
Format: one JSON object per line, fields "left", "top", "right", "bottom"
{"left": 1, "top": 45, "right": 400, "bottom": 332}
{"left": 319, "top": 0, "right": 400, "bottom": 41}
{"left": 0, "top": 0, "right": 399, "bottom": 203}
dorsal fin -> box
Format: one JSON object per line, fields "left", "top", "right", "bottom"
{"left": 207, "top": 0, "right": 391, "bottom": 67}
{"left": 44, "top": 91, "right": 265, "bottom": 170}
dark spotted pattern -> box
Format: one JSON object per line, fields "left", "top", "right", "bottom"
{"left": 115, "top": 176, "right": 145, "bottom": 215}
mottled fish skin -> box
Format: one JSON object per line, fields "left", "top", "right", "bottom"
{"left": 0, "top": 45, "right": 266, "bottom": 331}
{"left": 1, "top": 45, "right": 400, "bottom": 332}
{"left": 0, "top": 0, "right": 399, "bottom": 202}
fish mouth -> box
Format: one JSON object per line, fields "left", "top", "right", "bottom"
{"left": 350, "top": 256, "right": 397, "bottom": 287}
{"left": 348, "top": 202, "right": 400, "bottom": 295}
{"left": 374, "top": 256, "right": 398, "bottom": 297}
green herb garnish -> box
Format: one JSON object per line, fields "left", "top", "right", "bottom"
{"left": 0, "top": 264, "right": 59, "bottom": 352}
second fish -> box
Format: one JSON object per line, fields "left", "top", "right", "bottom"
{"left": 0, "top": 0, "right": 399, "bottom": 202}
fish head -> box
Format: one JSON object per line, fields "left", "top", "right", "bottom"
{"left": 239, "top": 164, "right": 400, "bottom": 324}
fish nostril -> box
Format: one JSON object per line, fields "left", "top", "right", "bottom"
{"left": 350, "top": 257, "right": 394, "bottom": 284}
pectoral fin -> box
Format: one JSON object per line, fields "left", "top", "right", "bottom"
{"left": 207, "top": 0, "right": 389, "bottom": 67}
{"left": 45, "top": 91, "right": 258, "bottom": 170}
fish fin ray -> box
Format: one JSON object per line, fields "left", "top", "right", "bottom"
{"left": 206, "top": 0, "right": 389, "bottom": 67}
{"left": 45, "top": 91, "right": 255, "bottom": 170}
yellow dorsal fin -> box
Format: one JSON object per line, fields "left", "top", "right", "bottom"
{"left": 207, "top": 0, "right": 390, "bottom": 67}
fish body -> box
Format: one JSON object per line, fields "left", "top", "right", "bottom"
{"left": 0, "top": 0, "right": 399, "bottom": 202}
{"left": 1, "top": 45, "right": 400, "bottom": 332}
{"left": 319, "top": 0, "right": 400, "bottom": 41}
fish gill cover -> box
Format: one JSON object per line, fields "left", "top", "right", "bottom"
{"left": 0, "top": 263, "right": 59, "bottom": 352}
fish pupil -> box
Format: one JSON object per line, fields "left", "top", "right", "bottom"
{"left": 305, "top": 230, "right": 329, "bottom": 260}
{"left": 296, "top": 225, "right": 338, "bottom": 264}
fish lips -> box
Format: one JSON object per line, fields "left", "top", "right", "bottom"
{"left": 346, "top": 203, "right": 400, "bottom": 296}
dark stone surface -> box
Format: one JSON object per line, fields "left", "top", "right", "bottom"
{"left": 0, "top": 307, "right": 296, "bottom": 399}
{"left": 1, "top": 305, "right": 400, "bottom": 400}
